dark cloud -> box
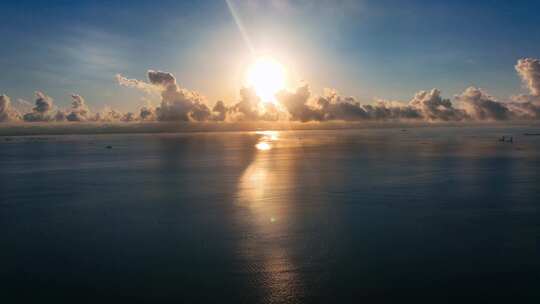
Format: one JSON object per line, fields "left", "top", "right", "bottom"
{"left": 211, "top": 101, "right": 227, "bottom": 121}
{"left": 66, "top": 94, "right": 91, "bottom": 122}
{"left": 23, "top": 91, "right": 54, "bottom": 122}
{"left": 121, "top": 112, "right": 136, "bottom": 122}
{"left": 189, "top": 102, "right": 212, "bottom": 121}
{"left": 54, "top": 110, "right": 67, "bottom": 122}
{"left": 34, "top": 91, "right": 53, "bottom": 113}
{"left": 139, "top": 106, "right": 156, "bottom": 121}
{"left": 148, "top": 70, "right": 176, "bottom": 87}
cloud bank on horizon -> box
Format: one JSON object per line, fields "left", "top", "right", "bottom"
{"left": 2, "top": 58, "right": 540, "bottom": 124}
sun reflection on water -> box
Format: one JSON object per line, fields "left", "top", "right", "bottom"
{"left": 254, "top": 131, "right": 279, "bottom": 151}
{"left": 255, "top": 130, "right": 280, "bottom": 141}
{"left": 255, "top": 142, "right": 271, "bottom": 151}
{"left": 235, "top": 130, "right": 304, "bottom": 301}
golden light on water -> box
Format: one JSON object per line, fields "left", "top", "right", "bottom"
{"left": 256, "top": 130, "right": 279, "bottom": 141}
{"left": 235, "top": 130, "right": 305, "bottom": 301}
{"left": 246, "top": 57, "right": 286, "bottom": 103}
{"left": 255, "top": 142, "right": 271, "bottom": 151}
{"left": 255, "top": 131, "right": 280, "bottom": 151}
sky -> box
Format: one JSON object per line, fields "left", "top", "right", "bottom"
{"left": 1, "top": 0, "right": 540, "bottom": 112}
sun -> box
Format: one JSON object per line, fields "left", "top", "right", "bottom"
{"left": 246, "top": 57, "right": 286, "bottom": 103}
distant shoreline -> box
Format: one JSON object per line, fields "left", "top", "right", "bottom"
{"left": 1, "top": 121, "right": 539, "bottom": 137}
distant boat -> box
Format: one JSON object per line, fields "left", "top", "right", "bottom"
{"left": 524, "top": 133, "right": 540, "bottom": 136}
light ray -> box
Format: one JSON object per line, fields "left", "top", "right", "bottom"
{"left": 225, "top": 0, "right": 255, "bottom": 57}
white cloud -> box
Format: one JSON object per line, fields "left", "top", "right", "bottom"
{"left": 0, "top": 94, "right": 21, "bottom": 122}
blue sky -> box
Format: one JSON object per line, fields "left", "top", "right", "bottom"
{"left": 1, "top": 0, "right": 540, "bottom": 111}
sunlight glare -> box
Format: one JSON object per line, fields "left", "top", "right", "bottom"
{"left": 246, "top": 57, "right": 286, "bottom": 103}
{"left": 255, "top": 131, "right": 279, "bottom": 151}
{"left": 256, "top": 142, "right": 272, "bottom": 151}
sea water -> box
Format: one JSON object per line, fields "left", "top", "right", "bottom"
{"left": 1, "top": 126, "right": 539, "bottom": 302}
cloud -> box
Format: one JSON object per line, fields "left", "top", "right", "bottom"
{"left": 111, "top": 58, "right": 540, "bottom": 123}
{"left": 119, "top": 70, "right": 213, "bottom": 121}
{"left": 507, "top": 94, "right": 540, "bottom": 119}
{"left": 277, "top": 85, "right": 531, "bottom": 122}
{"left": 156, "top": 84, "right": 211, "bottom": 121}
{"left": 276, "top": 84, "right": 323, "bottom": 121}
{"left": 119, "top": 70, "right": 285, "bottom": 122}
{"left": 23, "top": 91, "right": 55, "bottom": 122}
{"left": 364, "top": 101, "right": 422, "bottom": 120}
{"left": 276, "top": 86, "right": 444, "bottom": 122}
{"left": 227, "top": 87, "right": 262, "bottom": 121}
{"left": 211, "top": 101, "right": 227, "bottom": 121}
{"left": 147, "top": 70, "right": 176, "bottom": 87}
{"left": 455, "top": 87, "right": 510, "bottom": 120}
{"left": 409, "top": 89, "right": 465, "bottom": 121}
{"left": 215, "top": 87, "right": 285, "bottom": 122}
{"left": 506, "top": 100, "right": 540, "bottom": 119}
{"left": 515, "top": 58, "right": 540, "bottom": 96}
{"left": 34, "top": 92, "right": 53, "bottom": 113}
{"left": 116, "top": 74, "right": 159, "bottom": 94}
{"left": 315, "top": 89, "right": 368, "bottom": 121}
{"left": 65, "top": 94, "right": 91, "bottom": 122}
{"left": 0, "top": 94, "right": 21, "bottom": 122}
{"left": 15, "top": 98, "right": 33, "bottom": 113}
{"left": 92, "top": 107, "right": 123, "bottom": 122}
{"left": 139, "top": 106, "right": 156, "bottom": 121}
{"left": 28, "top": 93, "right": 91, "bottom": 122}
{"left": 54, "top": 110, "right": 67, "bottom": 121}
{"left": 276, "top": 85, "right": 420, "bottom": 122}
{"left": 5, "top": 58, "right": 540, "bottom": 126}
{"left": 509, "top": 58, "right": 540, "bottom": 119}
{"left": 121, "top": 112, "right": 136, "bottom": 122}
{"left": 258, "top": 101, "right": 285, "bottom": 121}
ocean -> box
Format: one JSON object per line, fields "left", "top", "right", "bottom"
{"left": 1, "top": 126, "right": 539, "bottom": 302}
